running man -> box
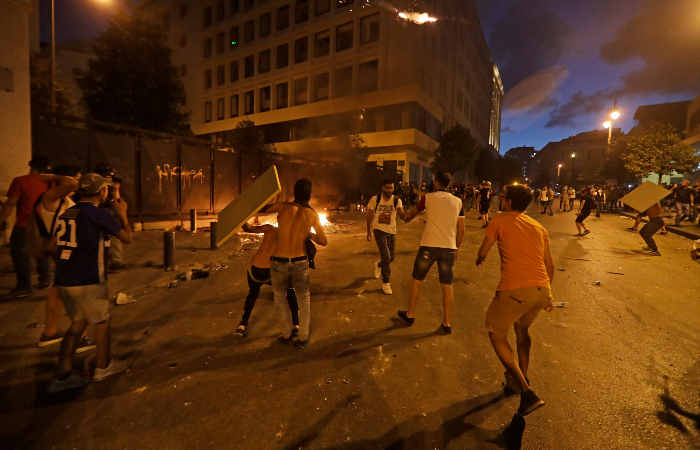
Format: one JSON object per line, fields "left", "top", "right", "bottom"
{"left": 265, "top": 179, "right": 327, "bottom": 348}
{"left": 398, "top": 171, "right": 464, "bottom": 333}
{"left": 47, "top": 174, "right": 134, "bottom": 393}
{"left": 575, "top": 187, "right": 594, "bottom": 236}
{"left": 367, "top": 180, "right": 406, "bottom": 295}
{"left": 235, "top": 219, "right": 299, "bottom": 336}
{"left": 476, "top": 181, "right": 492, "bottom": 228}
{"left": 476, "top": 184, "right": 554, "bottom": 416}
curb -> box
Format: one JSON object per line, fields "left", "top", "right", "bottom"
{"left": 619, "top": 212, "right": 700, "bottom": 241}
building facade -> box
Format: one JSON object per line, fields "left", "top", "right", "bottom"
{"left": 504, "top": 146, "right": 535, "bottom": 179}
{"left": 685, "top": 92, "right": 700, "bottom": 153}
{"left": 140, "top": 0, "right": 501, "bottom": 184}
{"left": 632, "top": 100, "right": 692, "bottom": 136}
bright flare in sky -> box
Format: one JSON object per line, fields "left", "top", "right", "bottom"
{"left": 398, "top": 12, "right": 437, "bottom": 24}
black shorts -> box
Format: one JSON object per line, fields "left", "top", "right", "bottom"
{"left": 575, "top": 210, "right": 590, "bottom": 223}
{"left": 412, "top": 246, "right": 456, "bottom": 285}
{"left": 479, "top": 203, "right": 490, "bottom": 215}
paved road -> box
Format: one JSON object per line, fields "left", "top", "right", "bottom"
{"left": 1, "top": 206, "right": 699, "bottom": 450}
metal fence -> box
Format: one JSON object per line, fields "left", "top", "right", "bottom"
{"left": 32, "top": 114, "right": 402, "bottom": 218}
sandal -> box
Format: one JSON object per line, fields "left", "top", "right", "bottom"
{"left": 583, "top": 230, "right": 590, "bottom": 235}
{"left": 235, "top": 325, "right": 246, "bottom": 336}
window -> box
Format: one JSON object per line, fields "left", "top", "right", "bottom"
{"left": 334, "top": 66, "right": 352, "bottom": 98}
{"left": 244, "top": 0, "right": 254, "bottom": 11}
{"left": 204, "top": 101, "right": 212, "bottom": 122}
{"left": 244, "top": 90, "right": 255, "bottom": 114}
{"left": 230, "top": 27, "right": 240, "bottom": 48}
{"left": 294, "top": 37, "right": 308, "bottom": 63}
{"left": 245, "top": 20, "right": 255, "bottom": 43}
{"left": 204, "top": 38, "right": 212, "bottom": 57}
{"left": 277, "top": 43, "right": 289, "bottom": 68}
{"left": 314, "top": 72, "right": 329, "bottom": 102}
{"left": 315, "top": 30, "right": 330, "bottom": 58}
{"left": 217, "top": 98, "right": 225, "bottom": 120}
{"left": 294, "top": 78, "right": 308, "bottom": 105}
{"left": 204, "top": 6, "right": 212, "bottom": 28}
{"left": 217, "top": 32, "right": 226, "bottom": 53}
{"left": 336, "top": 22, "right": 353, "bottom": 52}
{"left": 260, "top": 13, "right": 272, "bottom": 37}
{"left": 205, "top": 69, "right": 212, "bottom": 89}
{"left": 360, "top": 13, "right": 379, "bottom": 44}
{"left": 230, "top": 60, "right": 239, "bottom": 82}
{"left": 217, "top": 65, "right": 225, "bottom": 85}
{"left": 315, "top": 0, "right": 330, "bottom": 16}
{"left": 180, "top": 34, "right": 186, "bottom": 47}
{"left": 276, "top": 83, "right": 288, "bottom": 109}
{"left": 277, "top": 5, "right": 290, "bottom": 30}
{"left": 216, "top": 0, "right": 225, "bottom": 21}
{"left": 295, "top": 0, "right": 309, "bottom": 23}
{"left": 244, "top": 55, "right": 255, "bottom": 77}
{"left": 231, "top": 0, "right": 239, "bottom": 14}
{"left": 336, "top": 0, "right": 353, "bottom": 9}
{"left": 259, "top": 49, "right": 271, "bottom": 73}
{"left": 260, "top": 87, "right": 271, "bottom": 112}
{"left": 180, "top": 5, "right": 187, "bottom": 18}
{"left": 180, "top": 64, "right": 187, "bottom": 76}
{"left": 163, "top": 12, "right": 170, "bottom": 31}
{"left": 359, "top": 59, "right": 378, "bottom": 93}
{"left": 230, "top": 94, "right": 239, "bottom": 117}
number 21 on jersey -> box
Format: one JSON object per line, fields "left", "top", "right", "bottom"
{"left": 56, "top": 219, "right": 78, "bottom": 248}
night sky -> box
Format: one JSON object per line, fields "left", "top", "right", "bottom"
{"left": 42, "top": 0, "right": 700, "bottom": 153}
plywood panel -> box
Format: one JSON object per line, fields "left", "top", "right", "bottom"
{"left": 620, "top": 181, "right": 671, "bottom": 212}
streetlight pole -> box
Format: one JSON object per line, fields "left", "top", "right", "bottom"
{"left": 50, "top": 0, "right": 56, "bottom": 116}
{"left": 603, "top": 100, "right": 620, "bottom": 145}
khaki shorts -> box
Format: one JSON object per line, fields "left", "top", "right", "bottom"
{"left": 57, "top": 284, "right": 111, "bottom": 323}
{"left": 485, "top": 286, "right": 552, "bottom": 334}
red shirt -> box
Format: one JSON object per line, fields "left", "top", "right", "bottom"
{"left": 6, "top": 174, "right": 48, "bottom": 227}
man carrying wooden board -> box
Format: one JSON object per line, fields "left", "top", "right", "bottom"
{"left": 263, "top": 179, "right": 327, "bottom": 349}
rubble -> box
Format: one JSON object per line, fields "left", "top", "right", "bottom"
{"left": 115, "top": 293, "right": 136, "bottom": 305}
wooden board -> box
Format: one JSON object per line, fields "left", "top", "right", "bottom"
{"left": 620, "top": 181, "right": 671, "bottom": 213}
{"left": 215, "top": 165, "right": 281, "bottom": 246}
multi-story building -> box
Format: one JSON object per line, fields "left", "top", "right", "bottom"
{"left": 632, "top": 100, "right": 692, "bottom": 136}
{"left": 685, "top": 92, "right": 700, "bottom": 153}
{"left": 504, "top": 146, "right": 535, "bottom": 179}
{"left": 140, "top": 0, "right": 501, "bottom": 184}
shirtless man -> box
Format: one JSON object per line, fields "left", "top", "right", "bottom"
{"left": 235, "top": 220, "right": 299, "bottom": 337}
{"left": 264, "top": 179, "right": 327, "bottom": 348}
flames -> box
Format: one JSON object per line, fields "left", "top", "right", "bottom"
{"left": 398, "top": 11, "right": 437, "bottom": 24}
{"left": 319, "top": 213, "right": 330, "bottom": 226}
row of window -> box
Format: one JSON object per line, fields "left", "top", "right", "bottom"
{"left": 201, "top": 0, "right": 356, "bottom": 29}
{"left": 203, "top": 60, "right": 378, "bottom": 122}
{"left": 202, "top": 12, "right": 378, "bottom": 57}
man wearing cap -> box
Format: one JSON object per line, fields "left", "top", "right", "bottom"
{"left": 95, "top": 163, "right": 129, "bottom": 271}
{"left": 0, "top": 156, "right": 52, "bottom": 299}
{"left": 48, "top": 174, "right": 134, "bottom": 393}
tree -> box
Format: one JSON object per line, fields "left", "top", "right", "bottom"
{"left": 230, "top": 118, "right": 261, "bottom": 151}
{"left": 533, "top": 172, "right": 551, "bottom": 188}
{"left": 349, "top": 134, "right": 370, "bottom": 163}
{"left": 75, "top": 13, "right": 189, "bottom": 134}
{"left": 474, "top": 147, "right": 496, "bottom": 182}
{"left": 30, "top": 53, "right": 79, "bottom": 117}
{"left": 621, "top": 122, "right": 700, "bottom": 184}
{"left": 601, "top": 136, "right": 635, "bottom": 183}
{"left": 430, "top": 124, "right": 479, "bottom": 174}
{"left": 495, "top": 156, "right": 523, "bottom": 185}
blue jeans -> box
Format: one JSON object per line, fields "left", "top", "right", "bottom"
{"left": 411, "top": 246, "right": 456, "bottom": 285}
{"left": 10, "top": 226, "right": 50, "bottom": 290}
{"left": 373, "top": 229, "right": 395, "bottom": 283}
{"left": 271, "top": 259, "right": 310, "bottom": 340}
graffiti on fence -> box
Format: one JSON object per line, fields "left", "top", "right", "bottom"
{"left": 157, "top": 164, "right": 205, "bottom": 193}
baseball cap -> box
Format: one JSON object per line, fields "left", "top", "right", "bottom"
{"left": 78, "top": 173, "right": 113, "bottom": 195}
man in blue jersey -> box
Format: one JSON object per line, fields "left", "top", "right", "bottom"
{"left": 47, "top": 174, "right": 134, "bottom": 394}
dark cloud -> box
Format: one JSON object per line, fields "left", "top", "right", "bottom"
{"left": 528, "top": 97, "right": 560, "bottom": 115}
{"left": 501, "top": 127, "right": 517, "bottom": 133}
{"left": 504, "top": 65, "right": 568, "bottom": 113}
{"left": 547, "top": 0, "right": 700, "bottom": 128}
{"left": 478, "top": 1, "right": 574, "bottom": 91}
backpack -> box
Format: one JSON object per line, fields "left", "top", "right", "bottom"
{"left": 374, "top": 194, "right": 399, "bottom": 212}
{"left": 26, "top": 194, "right": 65, "bottom": 259}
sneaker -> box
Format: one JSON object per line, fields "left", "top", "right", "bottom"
{"left": 235, "top": 325, "right": 246, "bottom": 337}
{"left": 39, "top": 331, "right": 66, "bottom": 347}
{"left": 291, "top": 326, "right": 299, "bottom": 338}
{"left": 47, "top": 373, "right": 91, "bottom": 394}
{"left": 373, "top": 261, "right": 381, "bottom": 279}
{"left": 647, "top": 250, "right": 661, "bottom": 256}
{"left": 76, "top": 337, "right": 96, "bottom": 353}
{"left": 397, "top": 310, "right": 414, "bottom": 326}
{"left": 0, "top": 288, "right": 33, "bottom": 300}
{"left": 583, "top": 230, "right": 590, "bottom": 235}
{"left": 93, "top": 358, "right": 133, "bottom": 381}
{"left": 518, "top": 390, "right": 545, "bottom": 416}
{"left": 503, "top": 371, "right": 530, "bottom": 396}
{"left": 382, "top": 283, "right": 392, "bottom": 295}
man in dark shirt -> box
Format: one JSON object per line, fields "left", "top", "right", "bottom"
{"left": 476, "top": 181, "right": 492, "bottom": 228}
{"left": 575, "top": 187, "right": 594, "bottom": 236}
{"left": 463, "top": 182, "right": 475, "bottom": 213}
{"left": 673, "top": 180, "right": 695, "bottom": 227}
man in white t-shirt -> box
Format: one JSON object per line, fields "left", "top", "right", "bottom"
{"left": 398, "top": 171, "right": 465, "bottom": 333}
{"left": 367, "top": 180, "right": 406, "bottom": 295}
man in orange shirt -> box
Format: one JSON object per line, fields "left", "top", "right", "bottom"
{"left": 476, "top": 184, "right": 554, "bottom": 416}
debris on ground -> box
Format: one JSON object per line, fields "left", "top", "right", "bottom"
{"left": 28, "top": 321, "right": 43, "bottom": 329}
{"left": 606, "top": 272, "right": 625, "bottom": 275}
{"left": 168, "top": 281, "right": 179, "bottom": 289}
{"left": 208, "top": 262, "right": 228, "bottom": 271}
{"left": 565, "top": 257, "right": 591, "bottom": 261}
{"left": 169, "top": 363, "right": 177, "bottom": 368}
{"left": 558, "top": 268, "right": 565, "bottom": 271}
{"left": 115, "top": 293, "right": 136, "bottom": 305}
{"left": 554, "top": 302, "right": 568, "bottom": 308}
{"left": 323, "top": 224, "right": 341, "bottom": 234}
{"left": 594, "top": 281, "right": 601, "bottom": 285}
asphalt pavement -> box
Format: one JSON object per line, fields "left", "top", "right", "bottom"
{"left": 1, "top": 203, "right": 699, "bottom": 450}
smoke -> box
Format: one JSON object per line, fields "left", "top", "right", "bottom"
{"left": 545, "top": 88, "right": 620, "bottom": 128}
{"left": 503, "top": 65, "right": 568, "bottom": 113}
{"left": 501, "top": 126, "right": 516, "bottom": 134}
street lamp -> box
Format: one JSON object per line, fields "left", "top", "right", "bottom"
{"left": 603, "top": 100, "right": 620, "bottom": 145}
{"left": 558, "top": 164, "right": 563, "bottom": 177}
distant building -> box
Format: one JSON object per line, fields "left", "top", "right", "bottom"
{"left": 504, "top": 146, "right": 535, "bottom": 179}
{"left": 140, "top": 0, "right": 502, "bottom": 185}
{"left": 633, "top": 100, "right": 692, "bottom": 136}
{"left": 686, "top": 92, "right": 700, "bottom": 153}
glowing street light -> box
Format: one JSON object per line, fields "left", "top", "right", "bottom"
{"left": 611, "top": 111, "right": 620, "bottom": 120}
{"left": 603, "top": 121, "right": 611, "bottom": 129}
{"left": 603, "top": 100, "right": 620, "bottom": 145}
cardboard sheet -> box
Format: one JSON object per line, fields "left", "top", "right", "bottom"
{"left": 215, "top": 165, "right": 281, "bottom": 246}
{"left": 620, "top": 181, "right": 671, "bottom": 213}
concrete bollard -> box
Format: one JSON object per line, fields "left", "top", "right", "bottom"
{"left": 210, "top": 221, "right": 218, "bottom": 250}
{"left": 190, "top": 209, "right": 197, "bottom": 234}
{"left": 163, "top": 231, "right": 175, "bottom": 268}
